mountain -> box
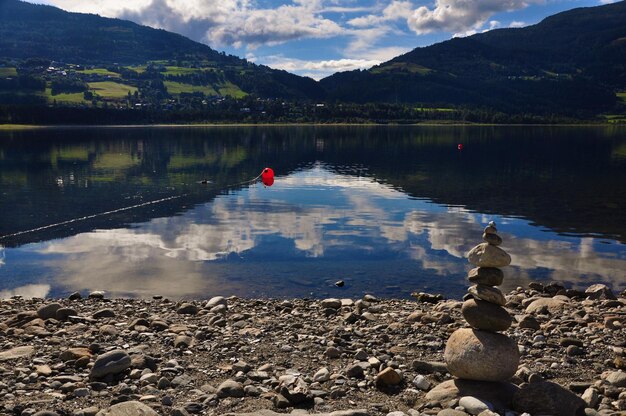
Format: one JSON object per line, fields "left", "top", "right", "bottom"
{"left": 0, "top": 0, "right": 324, "bottom": 99}
{"left": 321, "top": 1, "right": 626, "bottom": 115}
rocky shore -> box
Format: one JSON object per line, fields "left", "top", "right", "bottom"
{"left": 0, "top": 281, "right": 624, "bottom": 416}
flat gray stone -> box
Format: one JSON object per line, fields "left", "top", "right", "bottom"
{"left": 95, "top": 401, "right": 157, "bottom": 416}
{"left": 468, "top": 243, "right": 511, "bottom": 268}
{"left": 90, "top": 350, "right": 131, "bottom": 379}
{"left": 467, "top": 268, "right": 504, "bottom": 286}
{"left": 512, "top": 381, "right": 586, "bottom": 416}
{"left": 462, "top": 299, "right": 512, "bottom": 331}
{"left": 0, "top": 345, "right": 35, "bottom": 361}
{"left": 525, "top": 297, "right": 568, "bottom": 314}
{"left": 37, "top": 303, "right": 62, "bottom": 320}
{"left": 468, "top": 285, "right": 506, "bottom": 306}
{"left": 426, "top": 379, "right": 518, "bottom": 412}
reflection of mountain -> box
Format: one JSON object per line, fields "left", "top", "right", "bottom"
{"left": 1, "top": 126, "right": 626, "bottom": 248}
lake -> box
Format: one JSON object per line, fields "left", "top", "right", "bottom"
{"left": 1, "top": 125, "right": 625, "bottom": 300}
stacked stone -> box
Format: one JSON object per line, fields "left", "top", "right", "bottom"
{"left": 444, "top": 221, "right": 520, "bottom": 382}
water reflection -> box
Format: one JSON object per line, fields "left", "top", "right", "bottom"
{"left": 0, "top": 126, "right": 625, "bottom": 298}
{"left": 7, "top": 166, "right": 620, "bottom": 299}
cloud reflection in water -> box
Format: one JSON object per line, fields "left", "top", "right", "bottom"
{"left": 30, "top": 166, "right": 626, "bottom": 298}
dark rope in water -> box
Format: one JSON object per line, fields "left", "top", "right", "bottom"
{"left": 0, "top": 170, "right": 266, "bottom": 242}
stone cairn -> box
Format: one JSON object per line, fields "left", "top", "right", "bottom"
{"left": 444, "top": 221, "right": 520, "bottom": 382}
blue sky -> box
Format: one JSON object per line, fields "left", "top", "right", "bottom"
{"left": 29, "top": 0, "right": 619, "bottom": 79}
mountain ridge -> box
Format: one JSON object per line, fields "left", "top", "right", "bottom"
{"left": 320, "top": 1, "right": 626, "bottom": 114}
{"left": 0, "top": 0, "right": 324, "bottom": 99}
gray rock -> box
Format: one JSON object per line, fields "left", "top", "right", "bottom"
{"left": 444, "top": 328, "right": 519, "bottom": 382}
{"left": 68, "top": 292, "right": 82, "bottom": 300}
{"left": 174, "top": 335, "right": 192, "bottom": 349}
{"left": 516, "top": 314, "right": 541, "bottom": 330}
{"left": 512, "top": 381, "right": 586, "bottom": 416}
{"left": 375, "top": 367, "right": 402, "bottom": 387}
{"left": 206, "top": 296, "right": 227, "bottom": 308}
{"left": 325, "top": 347, "right": 341, "bottom": 358}
{"left": 582, "top": 387, "right": 599, "bottom": 408}
{"left": 33, "top": 413, "right": 61, "bottom": 416}
{"left": 468, "top": 243, "right": 511, "bottom": 268}
{"left": 313, "top": 367, "right": 331, "bottom": 382}
{"left": 468, "top": 285, "right": 506, "bottom": 306}
{"left": 412, "top": 360, "right": 448, "bottom": 374}
{"left": 437, "top": 411, "right": 468, "bottom": 416}
{"left": 459, "top": 396, "right": 494, "bottom": 415}
{"left": 37, "top": 303, "right": 62, "bottom": 320}
{"left": 56, "top": 307, "right": 78, "bottom": 321}
{"left": 467, "top": 268, "right": 504, "bottom": 286}
{"left": 90, "top": 350, "right": 131, "bottom": 379}
{"left": 525, "top": 296, "right": 568, "bottom": 314}
{"left": 0, "top": 345, "right": 35, "bottom": 361}
{"left": 346, "top": 363, "right": 365, "bottom": 378}
{"left": 425, "top": 379, "right": 518, "bottom": 412}
{"left": 93, "top": 309, "right": 115, "bottom": 319}
{"left": 73, "top": 407, "right": 99, "bottom": 416}
{"left": 585, "top": 284, "right": 616, "bottom": 300}
{"left": 412, "top": 375, "right": 430, "bottom": 390}
{"left": 217, "top": 379, "right": 245, "bottom": 398}
{"left": 95, "top": 401, "right": 158, "bottom": 416}
{"left": 462, "top": 299, "right": 512, "bottom": 331}
{"left": 606, "top": 370, "right": 626, "bottom": 387}
{"left": 177, "top": 303, "right": 199, "bottom": 315}
{"left": 88, "top": 291, "right": 105, "bottom": 299}
{"left": 321, "top": 298, "right": 342, "bottom": 309}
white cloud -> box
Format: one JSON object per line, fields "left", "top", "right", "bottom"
{"left": 347, "top": 1, "right": 414, "bottom": 27}
{"left": 0, "top": 284, "right": 50, "bottom": 299}
{"left": 256, "top": 45, "right": 411, "bottom": 79}
{"left": 34, "top": 0, "right": 345, "bottom": 49}
{"left": 407, "top": 0, "right": 542, "bottom": 35}
{"left": 599, "top": 0, "right": 619, "bottom": 4}
{"left": 509, "top": 20, "right": 527, "bottom": 27}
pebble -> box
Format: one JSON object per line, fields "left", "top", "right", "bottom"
{"left": 89, "top": 350, "right": 131, "bottom": 380}
{"left": 459, "top": 396, "right": 494, "bottom": 415}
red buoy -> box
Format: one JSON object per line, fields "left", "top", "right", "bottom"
{"left": 261, "top": 167, "right": 274, "bottom": 187}
{"left": 457, "top": 143, "right": 463, "bottom": 151}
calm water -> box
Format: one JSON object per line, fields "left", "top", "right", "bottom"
{"left": 0, "top": 125, "right": 625, "bottom": 299}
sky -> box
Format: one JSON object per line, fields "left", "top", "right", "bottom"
{"left": 27, "top": 0, "right": 620, "bottom": 80}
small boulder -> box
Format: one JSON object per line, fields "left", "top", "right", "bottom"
{"left": 177, "top": 303, "right": 199, "bottom": 315}
{"left": 93, "top": 309, "right": 115, "bottom": 319}
{"left": 525, "top": 297, "right": 567, "bottom": 314}
{"left": 321, "top": 298, "right": 342, "bottom": 309}
{"left": 95, "top": 401, "right": 157, "bottom": 416}
{"left": 444, "top": 328, "right": 519, "bottom": 382}
{"left": 37, "top": 303, "right": 62, "bottom": 320}
{"left": 585, "top": 284, "right": 616, "bottom": 300}
{"left": 90, "top": 350, "right": 131, "bottom": 380}
{"left": 512, "top": 381, "right": 586, "bottom": 416}
{"left": 217, "top": 379, "right": 245, "bottom": 398}
{"left": 375, "top": 367, "right": 402, "bottom": 388}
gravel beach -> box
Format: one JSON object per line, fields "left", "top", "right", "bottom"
{"left": 0, "top": 283, "right": 624, "bottom": 416}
